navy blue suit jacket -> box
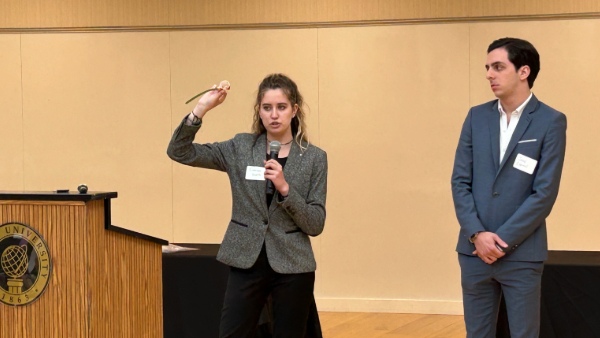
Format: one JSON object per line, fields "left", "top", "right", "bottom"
{"left": 451, "top": 94, "right": 567, "bottom": 262}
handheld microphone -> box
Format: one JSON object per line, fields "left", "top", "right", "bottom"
{"left": 266, "top": 140, "right": 281, "bottom": 195}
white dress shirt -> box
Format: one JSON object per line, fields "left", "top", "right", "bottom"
{"left": 499, "top": 93, "right": 533, "bottom": 162}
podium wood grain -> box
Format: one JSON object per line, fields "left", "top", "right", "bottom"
{"left": 0, "top": 199, "right": 163, "bottom": 338}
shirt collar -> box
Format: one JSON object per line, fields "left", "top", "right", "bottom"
{"left": 498, "top": 92, "right": 533, "bottom": 116}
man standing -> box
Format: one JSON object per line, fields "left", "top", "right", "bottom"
{"left": 451, "top": 37, "right": 567, "bottom": 337}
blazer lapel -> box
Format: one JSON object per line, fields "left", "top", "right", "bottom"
{"left": 497, "top": 95, "right": 538, "bottom": 171}
{"left": 267, "top": 139, "right": 305, "bottom": 214}
{"left": 252, "top": 134, "right": 269, "bottom": 215}
{"left": 489, "top": 101, "right": 501, "bottom": 171}
{"left": 283, "top": 140, "right": 302, "bottom": 177}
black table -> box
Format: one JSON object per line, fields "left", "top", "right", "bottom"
{"left": 162, "top": 243, "right": 322, "bottom": 338}
{"left": 162, "top": 244, "right": 229, "bottom": 338}
{"left": 497, "top": 250, "right": 600, "bottom": 338}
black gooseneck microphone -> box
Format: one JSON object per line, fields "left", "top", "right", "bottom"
{"left": 266, "top": 140, "right": 281, "bottom": 195}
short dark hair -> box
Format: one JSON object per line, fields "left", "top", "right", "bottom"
{"left": 488, "top": 38, "right": 540, "bottom": 88}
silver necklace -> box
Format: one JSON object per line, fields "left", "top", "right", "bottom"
{"left": 267, "top": 138, "right": 293, "bottom": 146}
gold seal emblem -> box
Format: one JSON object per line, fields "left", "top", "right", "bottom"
{"left": 0, "top": 222, "right": 52, "bottom": 306}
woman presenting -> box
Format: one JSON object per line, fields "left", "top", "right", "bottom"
{"left": 167, "top": 74, "right": 327, "bottom": 337}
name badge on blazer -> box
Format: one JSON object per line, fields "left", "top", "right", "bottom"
{"left": 246, "top": 166, "right": 266, "bottom": 180}
{"left": 513, "top": 153, "right": 538, "bottom": 175}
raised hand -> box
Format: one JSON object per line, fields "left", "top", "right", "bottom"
{"left": 189, "top": 81, "right": 231, "bottom": 118}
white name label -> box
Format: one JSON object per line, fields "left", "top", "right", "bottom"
{"left": 513, "top": 153, "right": 538, "bottom": 175}
{"left": 245, "top": 166, "right": 265, "bottom": 180}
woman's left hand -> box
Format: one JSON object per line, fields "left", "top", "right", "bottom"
{"left": 264, "top": 160, "right": 289, "bottom": 196}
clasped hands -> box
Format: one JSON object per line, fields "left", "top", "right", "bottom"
{"left": 472, "top": 232, "right": 508, "bottom": 264}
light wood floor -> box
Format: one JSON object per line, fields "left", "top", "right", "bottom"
{"left": 319, "top": 312, "right": 466, "bottom": 338}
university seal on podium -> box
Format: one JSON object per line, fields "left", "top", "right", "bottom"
{"left": 0, "top": 222, "right": 52, "bottom": 306}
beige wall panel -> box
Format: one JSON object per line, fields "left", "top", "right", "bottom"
{"left": 0, "top": 34, "right": 24, "bottom": 190}
{"left": 469, "top": 20, "right": 600, "bottom": 251}
{"left": 168, "top": 0, "right": 318, "bottom": 26}
{"left": 20, "top": 32, "right": 172, "bottom": 240}
{"left": 468, "top": 0, "right": 600, "bottom": 17}
{"left": 0, "top": 0, "right": 169, "bottom": 28}
{"left": 317, "top": 24, "right": 469, "bottom": 312}
{"left": 3, "top": 0, "right": 600, "bottom": 30}
{"left": 0, "top": 0, "right": 20, "bottom": 28}
{"left": 169, "top": 29, "right": 320, "bottom": 245}
{"left": 316, "top": 0, "right": 469, "bottom": 22}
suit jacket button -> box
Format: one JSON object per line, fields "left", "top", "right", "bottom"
{"left": 492, "top": 192, "right": 500, "bottom": 197}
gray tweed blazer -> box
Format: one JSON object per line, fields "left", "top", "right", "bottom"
{"left": 167, "top": 117, "right": 328, "bottom": 273}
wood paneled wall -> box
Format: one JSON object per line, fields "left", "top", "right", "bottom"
{"left": 2, "top": 0, "right": 600, "bottom": 31}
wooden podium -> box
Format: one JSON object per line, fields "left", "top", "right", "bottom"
{"left": 0, "top": 191, "right": 167, "bottom": 338}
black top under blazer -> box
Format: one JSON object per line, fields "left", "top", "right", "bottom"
{"left": 167, "top": 117, "right": 328, "bottom": 273}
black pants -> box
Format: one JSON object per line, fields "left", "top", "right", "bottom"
{"left": 219, "top": 245, "right": 315, "bottom": 338}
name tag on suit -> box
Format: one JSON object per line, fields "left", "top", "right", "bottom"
{"left": 246, "top": 166, "right": 266, "bottom": 180}
{"left": 514, "top": 153, "right": 538, "bottom": 174}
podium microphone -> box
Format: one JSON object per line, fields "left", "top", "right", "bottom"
{"left": 266, "top": 140, "right": 281, "bottom": 195}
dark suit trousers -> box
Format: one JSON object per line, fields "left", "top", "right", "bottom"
{"left": 458, "top": 254, "right": 544, "bottom": 338}
{"left": 220, "top": 244, "right": 315, "bottom": 338}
